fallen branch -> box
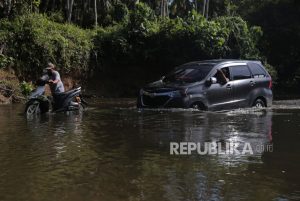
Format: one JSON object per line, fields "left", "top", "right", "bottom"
{"left": 0, "top": 85, "right": 26, "bottom": 103}
{"left": 12, "top": 95, "right": 26, "bottom": 103}
{"left": 13, "top": 95, "right": 26, "bottom": 100}
{"left": 0, "top": 86, "right": 14, "bottom": 92}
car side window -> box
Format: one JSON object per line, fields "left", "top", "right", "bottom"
{"left": 248, "top": 63, "right": 267, "bottom": 78}
{"left": 230, "top": 65, "right": 252, "bottom": 80}
{"left": 213, "top": 67, "right": 230, "bottom": 84}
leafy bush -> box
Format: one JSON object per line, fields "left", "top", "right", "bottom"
{"left": 215, "top": 16, "right": 262, "bottom": 59}
{"left": 20, "top": 81, "right": 34, "bottom": 96}
{"left": 1, "top": 13, "right": 93, "bottom": 79}
{"left": 111, "top": 2, "right": 129, "bottom": 24}
{"left": 92, "top": 4, "right": 266, "bottom": 96}
{"left": 0, "top": 54, "right": 14, "bottom": 69}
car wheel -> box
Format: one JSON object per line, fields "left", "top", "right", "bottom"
{"left": 252, "top": 98, "right": 266, "bottom": 108}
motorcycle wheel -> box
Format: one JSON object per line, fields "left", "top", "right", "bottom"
{"left": 25, "top": 101, "right": 41, "bottom": 116}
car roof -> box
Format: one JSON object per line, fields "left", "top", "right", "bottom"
{"left": 181, "top": 59, "right": 262, "bottom": 68}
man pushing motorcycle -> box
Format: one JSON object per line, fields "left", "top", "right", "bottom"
{"left": 25, "top": 62, "right": 86, "bottom": 115}
{"left": 44, "top": 62, "right": 65, "bottom": 94}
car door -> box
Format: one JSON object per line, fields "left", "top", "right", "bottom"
{"left": 229, "top": 65, "right": 254, "bottom": 108}
{"left": 205, "top": 67, "right": 234, "bottom": 110}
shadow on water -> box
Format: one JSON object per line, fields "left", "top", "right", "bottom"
{"left": 0, "top": 101, "right": 299, "bottom": 201}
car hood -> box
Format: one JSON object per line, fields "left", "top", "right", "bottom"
{"left": 143, "top": 80, "right": 189, "bottom": 93}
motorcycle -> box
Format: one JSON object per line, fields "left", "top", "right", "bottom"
{"left": 25, "top": 78, "right": 87, "bottom": 116}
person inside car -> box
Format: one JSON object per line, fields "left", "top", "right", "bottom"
{"left": 215, "top": 68, "right": 230, "bottom": 84}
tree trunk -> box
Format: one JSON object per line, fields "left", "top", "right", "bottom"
{"left": 160, "top": 0, "right": 163, "bottom": 17}
{"left": 94, "top": 0, "right": 98, "bottom": 27}
{"left": 67, "top": 0, "right": 74, "bottom": 22}
{"left": 161, "top": 0, "right": 168, "bottom": 18}
{"left": 52, "top": 0, "right": 56, "bottom": 11}
{"left": 6, "top": 0, "right": 12, "bottom": 16}
{"left": 202, "top": 0, "right": 206, "bottom": 16}
{"left": 66, "top": 0, "right": 70, "bottom": 16}
{"left": 42, "top": 0, "right": 50, "bottom": 12}
{"left": 166, "top": 0, "right": 169, "bottom": 17}
{"left": 206, "top": 0, "right": 210, "bottom": 19}
{"left": 0, "top": 44, "right": 5, "bottom": 54}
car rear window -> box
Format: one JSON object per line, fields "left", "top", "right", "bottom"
{"left": 248, "top": 63, "right": 267, "bottom": 78}
{"left": 230, "top": 65, "right": 252, "bottom": 80}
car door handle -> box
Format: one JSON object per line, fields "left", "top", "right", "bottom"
{"left": 226, "top": 84, "right": 232, "bottom": 89}
{"left": 250, "top": 81, "right": 256, "bottom": 86}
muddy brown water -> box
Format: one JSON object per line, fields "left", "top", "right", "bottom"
{"left": 0, "top": 99, "right": 299, "bottom": 201}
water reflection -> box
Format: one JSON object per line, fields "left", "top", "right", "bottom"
{"left": 0, "top": 102, "right": 299, "bottom": 201}
{"left": 133, "top": 109, "right": 275, "bottom": 200}
{"left": 136, "top": 109, "right": 272, "bottom": 163}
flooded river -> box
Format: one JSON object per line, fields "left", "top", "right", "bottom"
{"left": 0, "top": 99, "right": 299, "bottom": 201}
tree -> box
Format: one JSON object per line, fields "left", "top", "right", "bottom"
{"left": 6, "top": 0, "right": 13, "bottom": 16}
{"left": 202, "top": 0, "right": 210, "bottom": 19}
{"left": 202, "top": 0, "right": 206, "bottom": 16}
{"left": 94, "top": 0, "right": 98, "bottom": 27}
{"left": 160, "top": 0, "right": 168, "bottom": 17}
{"left": 170, "top": 0, "right": 193, "bottom": 17}
{"left": 206, "top": 0, "right": 209, "bottom": 19}
{"left": 66, "top": 0, "right": 74, "bottom": 22}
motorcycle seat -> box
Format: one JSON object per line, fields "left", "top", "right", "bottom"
{"left": 54, "top": 87, "right": 81, "bottom": 97}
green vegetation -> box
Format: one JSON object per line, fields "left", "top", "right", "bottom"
{"left": 0, "top": 0, "right": 299, "bottom": 97}
{"left": 20, "top": 81, "right": 34, "bottom": 96}
{"left": 91, "top": 6, "right": 270, "bottom": 95}
{"left": 0, "top": 14, "right": 93, "bottom": 80}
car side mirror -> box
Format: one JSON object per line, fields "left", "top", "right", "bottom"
{"left": 210, "top": 77, "right": 217, "bottom": 84}
{"left": 206, "top": 77, "right": 217, "bottom": 85}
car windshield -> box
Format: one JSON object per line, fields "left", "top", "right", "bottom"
{"left": 163, "top": 64, "right": 214, "bottom": 83}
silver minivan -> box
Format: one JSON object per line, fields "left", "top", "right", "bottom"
{"left": 137, "top": 60, "right": 273, "bottom": 111}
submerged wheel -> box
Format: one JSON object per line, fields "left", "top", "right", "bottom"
{"left": 252, "top": 98, "right": 266, "bottom": 108}
{"left": 25, "top": 102, "right": 41, "bottom": 116}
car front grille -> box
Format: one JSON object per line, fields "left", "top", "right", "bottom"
{"left": 142, "top": 95, "right": 170, "bottom": 107}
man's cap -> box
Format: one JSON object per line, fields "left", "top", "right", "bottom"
{"left": 46, "top": 62, "right": 55, "bottom": 70}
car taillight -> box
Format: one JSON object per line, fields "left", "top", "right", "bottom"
{"left": 269, "top": 79, "right": 272, "bottom": 89}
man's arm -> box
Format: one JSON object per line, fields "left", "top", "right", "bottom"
{"left": 51, "top": 79, "right": 60, "bottom": 84}
{"left": 49, "top": 72, "right": 61, "bottom": 84}
{"left": 217, "top": 69, "right": 229, "bottom": 83}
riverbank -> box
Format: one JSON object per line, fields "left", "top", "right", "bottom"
{"left": 0, "top": 69, "right": 24, "bottom": 104}
{"left": 0, "top": 69, "right": 79, "bottom": 104}
{"left": 1, "top": 68, "right": 300, "bottom": 104}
